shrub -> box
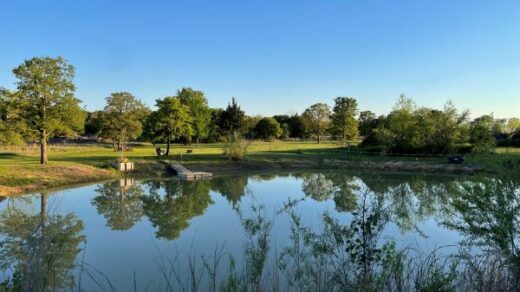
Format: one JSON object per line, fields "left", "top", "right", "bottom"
{"left": 254, "top": 117, "right": 282, "bottom": 141}
{"left": 359, "top": 128, "right": 393, "bottom": 153}
{"left": 223, "top": 134, "right": 249, "bottom": 161}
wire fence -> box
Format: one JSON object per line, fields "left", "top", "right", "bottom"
{"left": 0, "top": 144, "right": 102, "bottom": 154}
{"left": 0, "top": 141, "right": 519, "bottom": 158}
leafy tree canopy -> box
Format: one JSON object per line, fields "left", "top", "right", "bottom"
{"left": 331, "top": 97, "right": 359, "bottom": 144}
{"left": 11, "top": 57, "right": 84, "bottom": 163}
{"left": 145, "top": 96, "right": 192, "bottom": 155}
{"left": 177, "top": 87, "right": 211, "bottom": 144}
{"left": 254, "top": 117, "right": 282, "bottom": 141}
{"left": 302, "top": 103, "right": 331, "bottom": 143}
{"left": 101, "top": 92, "right": 149, "bottom": 150}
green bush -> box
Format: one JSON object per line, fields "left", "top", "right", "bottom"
{"left": 223, "top": 134, "right": 249, "bottom": 161}
{"left": 359, "top": 128, "right": 393, "bottom": 153}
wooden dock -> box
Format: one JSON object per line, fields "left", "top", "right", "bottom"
{"left": 170, "top": 163, "right": 213, "bottom": 181}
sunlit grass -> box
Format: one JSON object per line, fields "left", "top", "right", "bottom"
{"left": 0, "top": 141, "right": 344, "bottom": 193}
{"left": 1, "top": 142, "right": 519, "bottom": 195}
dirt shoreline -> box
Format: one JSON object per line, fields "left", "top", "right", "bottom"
{"left": 145, "top": 158, "right": 481, "bottom": 175}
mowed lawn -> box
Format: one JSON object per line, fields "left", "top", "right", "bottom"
{"left": 38, "top": 141, "right": 345, "bottom": 165}
{"left": 2, "top": 140, "right": 520, "bottom": 172}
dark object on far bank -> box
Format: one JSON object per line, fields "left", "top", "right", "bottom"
{"left": 448, "top": 156, "right": 464, "bottom": 164}
{"left": 117, "top": 145, "right": 133, "bottom": 152}
{"left": 156, "top": 147, "right": 164, "bottom": 156}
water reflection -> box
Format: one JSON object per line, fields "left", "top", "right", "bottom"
{"left": 141, "top": 179, "right": 213, "bottom": 240}
{"left": 210, "top": 175, "right": 248, "bottom": 208}
{"left": 301, "top": 173, "right": 359, "bottom": 212}
{"left": 1, "top": 171, "right": 520, "bottom": 290}
{"left": 92, "top": 178, "right": 145, "bottom": 230}
{"left": 444, "top": 178, "right": 520, "bottom": 289}
{"left": 0, "top": 192, "right": 85, "bottom": 291}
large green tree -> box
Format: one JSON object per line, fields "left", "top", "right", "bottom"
{"left": 83, "top": 111, "right": 105, "bottom": 137}
{"left": 101, "top": 92, "right": 149, "bottom": 151}
{"left": 358, "top": 111, "right": 378, "bottom": 137}
{"left": 207, "top": 108, "right": 225, "bottom": 142}
{"left": 244, "top": 115, "right": 262, "bottom": 139}
{"left": 273, "top": 114, "right": 306, "bottom": 138}
{"left": 146, "top": 96, "right": 192, "bottom": 155}
{"left": 288, "top": 114, "right": 306, "bottom": 138}
{"left": 360, "top": 97, "right": 471, "bottom": 154}
{"left": 12, "top": 57, "right": 84, "bottom": 164}
{"left": 413, "top": 102, "right": 469, "bottom": 154}
{"left": 254, "top": 117, "right": 282, "bottom": 141}
{"left": 219, "top": 98, "right": 245, "bottom": 136}
{"left": 302, "top": 103, "right": 331, "bottom": 143}
{"left": 331, "top": 97, "right": 359, "bottom": 144}
{"left": 505, "top": 118, "right": 520, "bottom": 135}
{"left": 469, "top": 115, "right": 496, "bottom": 153}
{"left": 0, "top": 88, "right": 24, "bottom": 145}
{"left": 177, "top": 87, "right": 211, "bottom": 145}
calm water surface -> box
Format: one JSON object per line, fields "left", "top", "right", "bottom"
{"left": 0, "top": 171, "right": 517, "bottom": 291}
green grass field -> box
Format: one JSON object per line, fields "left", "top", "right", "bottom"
{"left": 1, "top": 141, "right": 519, "bottom": 196}
{"left": 0, "top": 141, "right": 344, "bottom": 195}
{"left": 0, "top": 141, "right": 342, "bottom": 165}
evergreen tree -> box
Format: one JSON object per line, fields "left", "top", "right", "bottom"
{"left": 219, "top": 98, "right": 245, "bottom": 136}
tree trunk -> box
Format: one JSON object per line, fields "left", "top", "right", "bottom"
{"left": 40, "top": 130, "right": 47, "bottom": 164}
{"left": 165, "top": 137, "right": 171, "bottom": 156}
{"left": 196, "top": 137, "right": 200, "bottom": 148}
{"left": 118, "top": 138, "right": 123, "bottom": 151}
{"left": 317, "top": 135, "right": 321, "bottom": 144}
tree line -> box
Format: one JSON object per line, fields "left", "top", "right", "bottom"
{"left": 1, "top": 57, "right": 519, "bottom": 164}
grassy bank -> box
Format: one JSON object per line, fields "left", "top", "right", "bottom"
{"left": 1, "top": 141, "right": 519, "bottom": 196}
{"left": 0, "top": 155, "right": 116, "bottom": 196}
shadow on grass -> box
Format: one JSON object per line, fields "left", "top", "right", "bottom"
{"left": 0, "top": 153, "right": 24, "bottom": 158}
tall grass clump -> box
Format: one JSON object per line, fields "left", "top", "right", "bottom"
{"left": 223, "top": 134, "right": 249, "bottom": 161}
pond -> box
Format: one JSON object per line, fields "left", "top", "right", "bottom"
{"left": 0, "top": 171, "right": 519, "bottom": 291}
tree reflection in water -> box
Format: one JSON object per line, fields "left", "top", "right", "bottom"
{"left": 141, "top": 179, "right": 213, "bottom": 240}
{"left": 301, "top": 173, "right": 334, "bottom": 201}
{"left": 210, "top": 175, "right": 248, "bottom": 208}
{"left": 0, "top": 192, "right": 85, "bottom": 291}
{"left": 443, "top": 177, "right": 520, "bottom": 290}
{"left": 91, "top": 178, "right": 214, "bottom": 240}
{"left": 1, "top": 172, "right": 519, "bottom": 291}
{"left": 92, "top": 178, "right": 145, "bottom": 230}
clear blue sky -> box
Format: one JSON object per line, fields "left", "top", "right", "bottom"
{"left": 1, "top": 0, "right": 519, "bottom": 118}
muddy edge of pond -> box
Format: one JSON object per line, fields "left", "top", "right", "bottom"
{"left": 135, "top": 158, "right": 481, "bottom": 176}
{"left": 0, "top": 158, "right": 482, "bottom": 198}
